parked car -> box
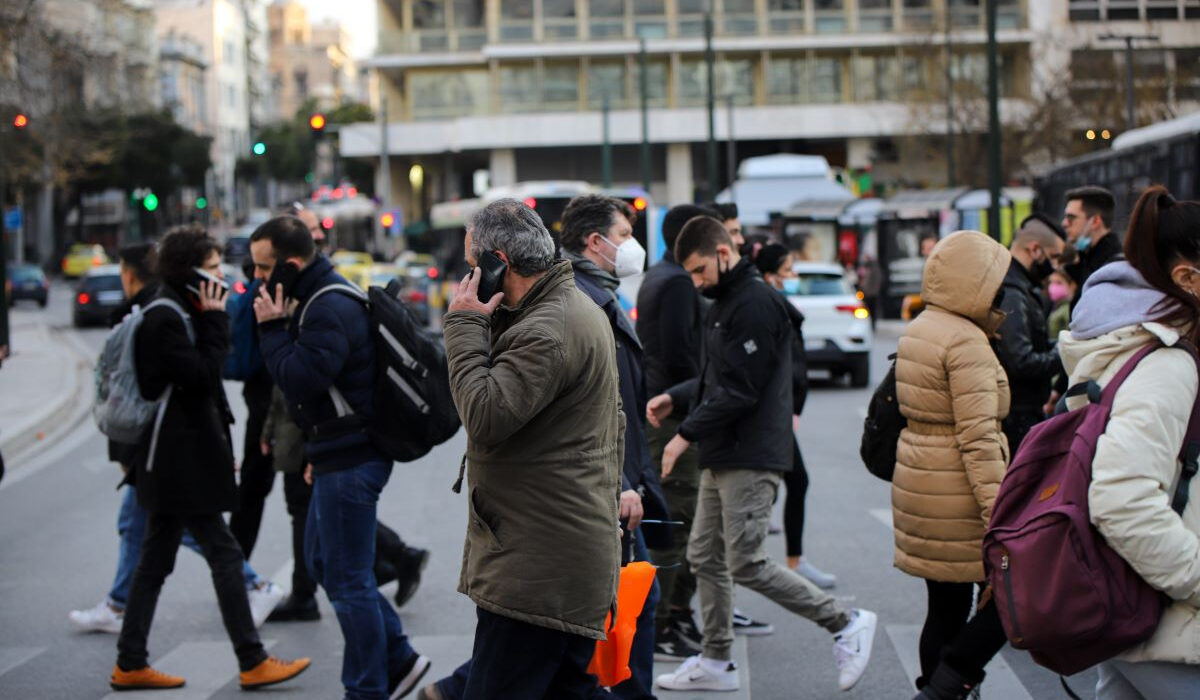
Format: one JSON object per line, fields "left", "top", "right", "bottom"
{"left": 787, "top": 262, "right": 874, "bottom": 388}
{"left": 74, "top": 265, "right": 126, "bottom": 327}
{"left": 7, "top": 264, "right": 48, "bottom": 307}
{"left": 224, "top": 234, "right": 252, "bottom": 266}
{"left": 61, "top": 244, "right": 110, "bottom": 278}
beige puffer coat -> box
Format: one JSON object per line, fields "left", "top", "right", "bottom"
{"left": 893, "top": 231, "right": 1012, "bottom": 583}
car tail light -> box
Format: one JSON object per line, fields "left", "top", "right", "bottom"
{"left": 92, "top": 256, "right": 103, "bottom": 266}
{"left": 427, "top": 268, "right": 439, "bottom": 279}
{"left": 407, "top": 290, "right": 428, "bottom": 303}
{"left": 78, "top": 292, "right": 90, "bottom": 305}
{"left": 836, "top": 304, "right": 870, "bottom": 320}
{"left": 630, "top": 307, "right": 638, "bottom": 321}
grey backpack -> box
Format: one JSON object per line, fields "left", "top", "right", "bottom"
{"left": 93, "top": 298, "right": 194, "bottom": 445}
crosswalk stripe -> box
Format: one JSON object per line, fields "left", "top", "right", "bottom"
{"left": 869, "top": 508, "right": 894, "bottom": 529}
{"left": 884, "top": 624, "right": 1033, "bottom": 700}
{"left": 100, "top": 640, "right": 275, "bottom": 700}
{"left": 0, "top": 646, "right": 45, "bottom": 679}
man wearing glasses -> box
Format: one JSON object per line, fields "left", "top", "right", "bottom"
{"left": 1061, "top": 186, "right": 1120, "bottom": 309}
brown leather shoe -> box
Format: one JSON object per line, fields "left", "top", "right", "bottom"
{"left": 239, "top": 655, "right": 311, "bottom": 689}
{"left": 109, "top": 665, "right": 186, "bottom": 690}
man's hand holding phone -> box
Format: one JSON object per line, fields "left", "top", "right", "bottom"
{"left": 254, "top": 283, "right": 288, "bottom": 324}
{"left": 449, "top": 267, "right": 504, "bottom": 316}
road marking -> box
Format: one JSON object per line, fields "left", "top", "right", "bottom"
{"left": 100, "top": 640, "right": 276, "bottom": 700}
{"left": 885, "top": 624, "right": 1033, "bottom": 700}
{"left": 0, "top": 646, "right": 45, "bottom": 679}
{"left": 0, "top": 417, "right": 99, "bottom": 492}
{"left": 869, "top": 508, "right": 893, "bottom": 529}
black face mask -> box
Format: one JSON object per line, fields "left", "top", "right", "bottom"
{"left": 700, "top": 256, "right": 730, "bottom": 299}
{"left": 1030, "top": 256, "right": 1055, "bottom": 285}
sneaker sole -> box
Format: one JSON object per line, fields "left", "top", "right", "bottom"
{"left": 110, "top": 681, "right": 186, "bottom": 691}
{"left": 655, "top": 679, "right": 739, "bottom": 692}
{"left": 241, "top": 662, "right": 309, "bottom": 690}
{"left": 390, "top": 655, "right": 432, "bottom": 700}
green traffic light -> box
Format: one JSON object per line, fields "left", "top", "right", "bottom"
{"left": 253, "top": 142, "right": 266, "bottom": 156}
{"left": 143, "top": 193, "right": 159, "bottom": 212}
{"left": 195, "top": 196, "right": 208, "bottom": 210}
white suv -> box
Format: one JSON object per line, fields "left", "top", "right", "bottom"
{"left": 786, "top": 262, "right": 874, "bottom": 388}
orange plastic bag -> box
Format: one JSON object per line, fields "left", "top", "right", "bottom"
{"left": 588, "top": 561, "right": 657, "bottom": 687}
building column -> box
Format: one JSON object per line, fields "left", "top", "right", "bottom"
{"left": 847, "top": 137, "right": 873, "bottom": 170}
{"left": 666, "top": 143, "right": 693, "bottom": 206}
{"left": 489, "top": 148, "right": 517, "bottom": 188}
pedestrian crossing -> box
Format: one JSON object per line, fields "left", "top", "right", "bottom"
{"left": 0, "top": 647, "right": 45, "bottom": 681}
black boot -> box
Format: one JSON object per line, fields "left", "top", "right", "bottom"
{"left": 393, "top": 547, "right": 430, "bottom": 608}
{"left": 912, "top": 664, "right": 981, "bottom": 700}
{"left": 266, "top": 593, "right": 320, "bottom": 622}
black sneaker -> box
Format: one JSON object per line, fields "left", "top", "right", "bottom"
{"left": 654, "top": 626, "right": 702, "bottom": 661}
{"left": 732, "top": 608, "right": 775, "bottom": 636}
{"left": 388, "top": 654, "right": 431, "bottom": 700}
{"left": 266, "top": 594, "right": 320, "bottom": 622}
{"left": 394, "top": 547, "right": 431, "bottom": 609}
{"left": 671, "top": 610, "right": 704, "bottom": 648}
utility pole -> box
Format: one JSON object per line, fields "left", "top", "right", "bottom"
{"left": 1099, "top": 33, "right": 1159, "bottom": 131}
{"left": 944, "top": 0, "right": 955, "bottom": 187}
{"left": 704, "top": 7, "right": 717, "bottom": 201}
{"left": 985, "top": 0, "right": 1001, "bottom": 240}
{"left": 379, "top": 88, "right": 392, "bottom": 255}
{"left": 724, "top": 94, "right": 736, "bottom": 199}
{"left": 639, "top": 39, "right": 651, "bottom": 195}
{"left": 601, "top": 93, "right": 612, "bottom": 188}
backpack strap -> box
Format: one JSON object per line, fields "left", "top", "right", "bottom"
{"left": 1171, "top": 339, "right": 1200, "bottom": 516}
{"left": 1097, "top": 343, "right": 1161, "bottom": 408}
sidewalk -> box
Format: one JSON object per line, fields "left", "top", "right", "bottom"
{"left": 0, "top": 319, "right": 92, "bottom": 461}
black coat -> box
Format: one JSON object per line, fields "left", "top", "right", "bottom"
{"left": 131, "top": 284, "right": 237, "bottom": 514}
{"left": 573, "top": 266, "right": 670, "bottom": 536}
{"left": 636, "top": 253, "right": 704, "bottom": 399}
{"left": 783, "top": 298, "right": 810, "bottom": 416}
{"left": 995, "top": 260, "right": 1061, "bottom": 414}
{"left": 670, "top": 259, "right": 794, "bottom": 473}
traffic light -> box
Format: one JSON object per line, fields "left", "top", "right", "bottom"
{"left": 143, "top": 193, "right": 159, "bottom": 212}
{"left": 309, "top": 113, "right": 326, "bottom": 132}
{"left": 195, "top": 196, "right": 208, "bottom": 210}
{"left": 252, "top": 141, "right": 266, "bottom": 156}
{"left": 13, "top": 114, "right": 27, "bottom": 129}
{"left": 380, "top": 212, "right": 395, "bottom": 228}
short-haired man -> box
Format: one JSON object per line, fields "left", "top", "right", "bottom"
{"left": 250, "top": 216, "right": 430, "bottom": 700}
{"left": 636, "top": 203, "right": 712, "bottom": 658}
{"left": 706, "top": 202, "right": 743, "bottom": 248}
{"left": 561, "top": 193, "right": 667, "bottom": 699}
{"left": 996, "top": 218, "right": 1066, "bottom": 451}
{"left": 649, "top": 217, "right": 877, "bottom": 693}
{"left": 1061, "top": 186, "right": 1121, "bottom": 306}
{"left": 427, "top": 199, "right": 622, "bottom": 698}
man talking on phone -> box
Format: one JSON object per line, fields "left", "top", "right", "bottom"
{"left": 419, "top": 199, "right": 622, "bottom": 699}
{"left": 249, "top": 216, "right": 430, "bottom": 700}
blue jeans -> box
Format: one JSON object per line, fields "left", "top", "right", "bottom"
{"left": 108, "top": 486, "right": 260, "bottom": 609}
{"left": 306, "top": 460, "right": 417, "bottom": 700}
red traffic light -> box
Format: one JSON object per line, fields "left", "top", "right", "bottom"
{"left": 380, "top": 212, "right": 396, "bottom": 227}
{"left": 321, "top": 216, "right": 334, "bottom": 230}
{"left": 13, "top": 114, "right": 28, "bottom": 129}
{"left": 309, "top": 114, "right": 326, "bottom": 131}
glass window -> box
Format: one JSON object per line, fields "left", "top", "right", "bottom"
{"left": 500, "top": 0, "right": 533, "bottom": 19}
{"left": 723, "top": 0, "right": 755, "bottom": 12}
{"left": 592, "top": 0, "right": 625, "bottom": 15}
{"left": 544, "top": 0, "right": 578, "bottom": 38}
{"left": 814, "top": 0, "right": 846, "bottom": 33}
{"left": 453, "top": 0, "right": 484, "bottom": 27}
{"left": 722, "top": 0, "right": 758, "bottom": 37}
{"left": 1068, "top": 0, "right": 1100, "bottom": 21}
{"left": 499, "top": 0, "right": 535, "bottom": 40}
{"left": 996, "top": 0, "right": 1021, "bottom": 28}
{"left": 677, "top": 59, "right": 707, "bottom": 106}
{"left": 410, "top": 68, "right": 490, "bottom": 118}
{"left": 854, "top": 54, "right": 899, "bottom": 101}
{"left": 812, "top": 56, "right": 842, "bottom": 102}
{"left": 590, "top": 0, "right": 626, "bottom": 37}
{"left": 499, "top": 64, "right": 539, "bottom": 112}
{"left": 859, "top": 0, "right": 893, "bottom": 31}
{"left": 588, "top": 61, "right": 626, "bottom": 108}
{"left": 633, "top": 58, "right": 668, "bottom": 106}
{"left": 717, "top": 57, "right": 755, "bottom": 105}
{"left": 413, "top": 0, "right": 446, "bottom": 28}
{"left": 768, "top": 0, "right": 805, "bottom": 34}
{"left": 678, "top": 0, "right": 706, "bottom": 37}
{"left": 767, "top": 55, "right": 806, "bottom": 104}
{"left": 543, "top": 63, "right": 579, "bottom": 108}
{"left": 633, "top": 0, "right": 664, "bottom": 14}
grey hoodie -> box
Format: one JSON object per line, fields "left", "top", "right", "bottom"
{"left": 1070, "top": 261, "right": 1175, "bottom": 341}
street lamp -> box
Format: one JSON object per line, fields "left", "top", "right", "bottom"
{"left": 1098, "top": 33, "right": 1160, "bottom": 130}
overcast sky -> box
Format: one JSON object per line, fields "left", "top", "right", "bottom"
{"left": 298, "top": 0, "right": 378, "bottom": 58}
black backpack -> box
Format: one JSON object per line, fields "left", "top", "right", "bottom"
{"left": 859, "top": 353, "right": 905, "bottom": 481}
{"left": 301, "top": 280, "right": 461, "bottom": 462}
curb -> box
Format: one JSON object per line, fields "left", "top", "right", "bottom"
{"left": 0, "top": 324, "right": 94, "bottom": 463}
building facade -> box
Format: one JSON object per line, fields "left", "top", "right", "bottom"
{"left": 268, "top": 1, "right": 359, "bottom": 120}
{"left": 342, "top": 0, "right": 1200, "bottom": 221}
{"left": 159, "top": 29, "right": 211, "bottom": 134}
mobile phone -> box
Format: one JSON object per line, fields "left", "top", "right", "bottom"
{"left": 475, "top": 250, "right": 508, "bottom": 303}
{"left": 265, "top": 261, "right": 301, "bottom": 299}
{"left": 186, "top": 267, "right": 230, "bottom": 298}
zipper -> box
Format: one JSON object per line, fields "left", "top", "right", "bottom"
{"left": 1000, "top": 552, "right": 1024, "bottom": 643}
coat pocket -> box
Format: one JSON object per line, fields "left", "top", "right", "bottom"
{"left": 469, "top": 487, "right": 504, "bottom": 553}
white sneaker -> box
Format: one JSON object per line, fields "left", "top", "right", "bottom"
{"left": 796, "top": 558, "right": 838, "bottom": 589}
{"left": 833, "top": 609, "right": 877, "bottom": 692}
{"left": 68, "top": 600, "right": 123, "bottom": 634}
{"left": 247, "top": 581, "right": 286, "bottom": 628}
{"left": 655, "top": 655, "right": 739, "bottom": 692}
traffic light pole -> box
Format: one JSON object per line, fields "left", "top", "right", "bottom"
{"left": 704, "top": 9, "right": 717, "bottom": 201}
{"left": 985, "top": 0, "right": 1002, "bottom": 241}
{"left": 639, "top": 39, "right": 651, "bottom": 195}
{"left": 601, "top": 93, "right": 612, "bottom": 189}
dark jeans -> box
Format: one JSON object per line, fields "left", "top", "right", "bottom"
{"left": 117, "top": 512, "right": 267, "bottom": 672}
{"left": 783, "top": 439, "right": 808, "bottom": 558}
{"left": 307, "top": 459, "right": 418, "bottom": 700}
{"left": 612, "top": 529, "right": 660, "bottom": 700}
{"left": 918, "top": 580, "right": 1009, "bottom": 687}
{"left": 1003, "top": 409, "right": 1044, "bottom": 456}
{"left": 282, "top": 471, "right": 317, "bottom": 599}
{"left": 437, "top": 608, "right": 612, "bottom": 700}
{"left": 229, "top": 374, "right": 275, "bottom": 557}
{"left": 647, "top": 417, "right": 700, "bottom": 633}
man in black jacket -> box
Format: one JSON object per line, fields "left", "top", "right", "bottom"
{"left": 1062, "top": 185, "right": 1121, "bottom": 309}
{"left": 250, "top": 216, "right": 430, "bottom": 700}
{"left": 636, "top": 203, "right": 711, "bottom": 658}
{"left": 649, "top": 217, "right": 877, "bottom": 694}
{"left": 996, "top": 217, "right": 1065, "bottom": 451}
{"left": 562, "top": 194, "right": 667, "bottom": 700}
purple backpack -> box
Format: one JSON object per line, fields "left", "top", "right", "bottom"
{"left": 983, "top": 341, "right": 1200, "bottom": 676}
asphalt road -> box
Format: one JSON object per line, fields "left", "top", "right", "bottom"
{"left": 0, "top": 281, "right": 1098, "bottom": 699}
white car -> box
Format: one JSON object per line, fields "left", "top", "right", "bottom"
{"left": 786, "top": 262, "right": 873, "bottom": 388}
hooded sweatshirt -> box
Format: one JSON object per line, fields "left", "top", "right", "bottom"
{"left": 1057, "top": 262, "right": 1200, "bottom": 665}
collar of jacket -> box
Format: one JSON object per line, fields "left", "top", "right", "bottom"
{"left": 567, "top": 252, "right": 620, "bottom": 294}
{"left": 1083, "top": 231, "right": 1122, "bottom": 266}
{"left": 289, "top": 254, "right": 336, "bottom": 302}
{"left": 1003, "top": 258, "right": 1037, "bottom": 293}
{"left": 707, "top": 256, "right": 758, "bottom": 299}
{"left": 495, "top": 260, "right": 574, "bottom": 321}
{"left": 158, "top": 281, "right": 202, "bottom": 316}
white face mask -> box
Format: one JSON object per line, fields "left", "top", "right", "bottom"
{"left": 599, "top": 236, "right": 646, "bottom": 278}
